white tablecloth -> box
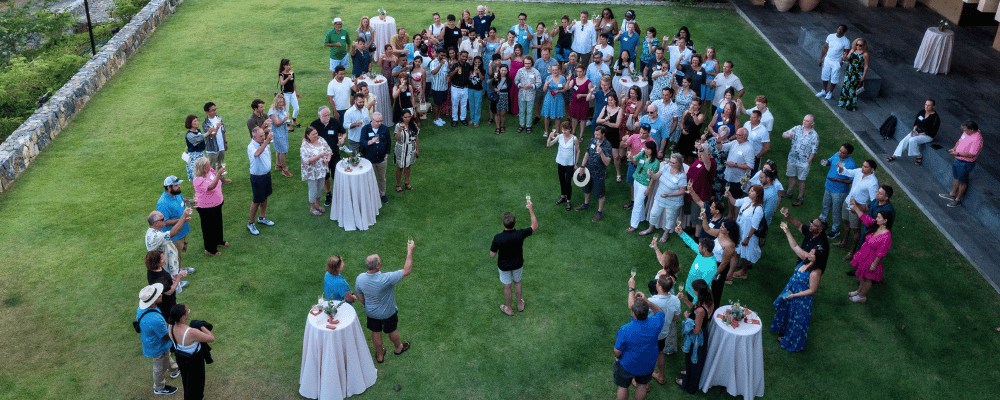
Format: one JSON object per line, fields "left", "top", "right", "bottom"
{"left": 330, "top": 159, "right": 381, "bottom": 231}
{"left": 358, "top": 76, "right": 393, "bottom": 126}
{"left": 613, "top": 76, "right": 650, "bottom": 104}
{"left": 699, "top": 305, "right": 765, "bottom": 398}
{"left": 371, "top": 16, "right": 396, "bottom": 60}
{"left": 299, "top": 303, "right": 378, "bottom": 400}
{"left": 913, "top": 27, "right": 954, "bottom": 74}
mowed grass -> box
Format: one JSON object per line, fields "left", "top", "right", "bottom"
{"left": 0, "top": 0, "right": 998, "bottom": 398}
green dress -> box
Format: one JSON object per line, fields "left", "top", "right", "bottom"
{"left": 838, "top": 51, "right": 864, "bottom": 111}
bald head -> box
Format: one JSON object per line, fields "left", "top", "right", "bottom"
{"left": 365, "top": 254, "right": 381, "bottom": 271}
{"left": 147, "top": 211, "right": 164, "bottom": 227}
{"left": 735, "top": 127, "right": 749, "bottom": 143}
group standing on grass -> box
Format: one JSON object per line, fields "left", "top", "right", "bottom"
{"left": 138, "top": 6, "right": 989, "bottom": 398}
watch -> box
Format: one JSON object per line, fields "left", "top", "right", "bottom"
{"left": 628, "top": 287, "right": 635, "bottom": 292}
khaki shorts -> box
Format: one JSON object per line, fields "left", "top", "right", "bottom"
{"left": 842, "top": 203, "right": 860, "bottom": 229}
{"left": 786, "top": 162, "right": 810, "bottom": 181}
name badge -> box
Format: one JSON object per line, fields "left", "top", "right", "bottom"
{"left": 405, "top": 92, "right": 410, "bottom": 96}
{"left": 590, "top": 144, "right": 596, "bottom": 149}
{"left": 369, "top": 132, "right": 375, "bottom": 137}
{"left": 697, "top": 71, "right": 703, "bottom": 75}
{"left": 328, "top": 130, "right": 335, "bottom": 136}
{"left": 918, "top": 115, "right": 924, "bottom": 121}
{"left": 651, "top": 129, "right": 658, "bottom": 134}
{"left": 639, "top": 159, "right": 645, "bottom": 164}
{"left": 574, "top": 85, "right": 579, "bottom": 90}
{"left": 341, "top": 36, "right": 345, "bottom": 40}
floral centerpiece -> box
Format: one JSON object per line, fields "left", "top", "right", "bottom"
{"left": 347, "top": 150, "right": 361, "bottom": 167}
{"left": 722, "top": 299, "right": 751, "bottom": 328}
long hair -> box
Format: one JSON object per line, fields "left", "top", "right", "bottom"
{"left": 279, "top": 58, "right": 290, "bottom": 74}
{"left": 167, "top": 304, "right": 187, "bottom": 325}
{"left": 721, "top": 219, "right": 740, "bottom": 245}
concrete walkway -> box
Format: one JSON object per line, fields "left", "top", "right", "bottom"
{"left": 731, "top": 0, "right": 1000, "bottom": 291}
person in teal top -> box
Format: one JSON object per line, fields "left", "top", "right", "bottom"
{"left": 325, "top": 18, "right": 352, "bottom": 72}
{"left": 627, "top": 141, "right": 660, "bottom": 231}
{"left": 323, "top": 255, "right": 357, "bottom": 302}
{"left": 673, "top": 226, "right": 718, "bottom": 302}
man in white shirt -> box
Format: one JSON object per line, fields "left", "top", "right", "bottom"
{"left": 836, "top": 159, "right": 878, "bottom": 256}
{"left": 744, "top": 95, "right": 773, "bottom": 133}
{"left": 718, "top": 128, "right": 754, "bottom": 214}
{"left": 592, "top": 33, "right": 613, "bottom": 64}
{"left": 570, "top": 11, "right": 596, "bottom": 67}
{"left": 667, "top": 37, "right": 692, "bottom": 80}
{"left": 709, "top": 61, "right": 745, "bottom": 112}
{"left": 342, "top": 94, "right": 371, "bottom": 153}
{"left": 743, "top": 110, "right": 769, "bottom": 173}
{"left": 816, "top": 25, "right": 850, "bottom": 100}
{"left": 326, "top": 65, "right": 353, "bottom": 120}
{"left": 247, "top": 126, "right": 275, "bottom": 236}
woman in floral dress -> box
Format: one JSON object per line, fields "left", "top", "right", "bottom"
{"left": 300, "top": 126, "right": 333, "bottom": 216}
{"left": 771, "top": 223, "right": 828, "bottom": 352}
{"left": 838, "top": 38, "right": 869, "bottom": 112}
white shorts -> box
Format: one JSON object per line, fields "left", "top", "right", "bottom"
{"left": 786, "top": 162, "right": 810, "bottom": 180}
{"left": 821, "top": 61, "right": 842, "bottom": 83}
{"left": 498, "top": 268, "right": 523, "bottom": 285}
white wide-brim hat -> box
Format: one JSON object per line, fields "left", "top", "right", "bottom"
{"left": 139, "top": 283, "right": 164, "bottom": 309}
{"left": 573, "top": 167, "right": 591, "bottom": 187}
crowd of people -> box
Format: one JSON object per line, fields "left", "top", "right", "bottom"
{"left": 135, "top": 6, "right": 987, "bottom": 399}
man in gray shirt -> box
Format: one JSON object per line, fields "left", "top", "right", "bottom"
{"left": 356, "top": 240, "right": 415, "bottom": 363}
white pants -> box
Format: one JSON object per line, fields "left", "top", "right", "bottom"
{"left": 649, "top": 201, "right": 683, "bottom": 230}
{"left": 630, "top": 182, "right": 649, "bottom": 228}
{"left": 451, "top": 86, "right": 468, "bottom": 120}
{"left": 283, "top": 92, "right": 300, "bottom": 119}
{"left": 892, "top": 133, "right": 933, "bottom": 157}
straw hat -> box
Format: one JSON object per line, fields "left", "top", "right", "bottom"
{"left": 138, "top": 283, "right": 164, "bottom": 309}
{"left": 573, "top": 167, "right": 591, "bottom": 187}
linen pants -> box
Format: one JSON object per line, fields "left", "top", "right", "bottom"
{"left": 649, "top": 201, "right": 682, "bottom": 229}
{"left": 518, "top": 99, "right": 535, "bottom": 128}
{"left": 892, "top": 134, "right": 933, "bottom": 157}
{"left": 152, "top": 351, "right": 179, "bottom": 391}
{"left": 468, "top": 89, "right": 483, "bottom": 123}
{"left": 820, "top": 190, "right": 848, "bottom": 230}
{"left": 373, "top": 160, "right": 387, "bottom": 195}
{"left": 630, "top": 181, "right": 650, "bottom": 228}
{"left": 450, "top": 86, "right": 468, "bottom": 121}
{"left": 283, "top": 93, "right": 300, "bottom": 119}
{"left": 557, "top": 164, "right": 575, "bottom": 200}
{"left": 195, "top": 203, "right": 225, "bottom": 254}
{"left": 205, "top": 150, "right": 225, "bottom": 172}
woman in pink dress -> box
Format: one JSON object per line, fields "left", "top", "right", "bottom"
{"left": 847, "top": 200, "right": 893, "bottom": 304}
{"left": 568, "top": 65, "right": 593, "bottom": 139}
{"left": 507, "top": 44, "right": 525, "bottom": 116}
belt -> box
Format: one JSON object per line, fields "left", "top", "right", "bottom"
{"left": 452, "top": 85, "right": 467, "bottom": 89}
{"left": 251, "top": 172, "right": 270, "bottom": 177}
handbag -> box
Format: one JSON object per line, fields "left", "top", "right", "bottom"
{"left": 856, "top": 82, "right": 865, "bottom": 95}
{"left": 416, "top": 101, "right": 430, "bottom": 114}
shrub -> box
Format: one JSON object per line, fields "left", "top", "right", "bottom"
{"left": 0, "top": 53, "right": 87, "bottom": 140}
{"left": 0, "top": 0, "right": 75, "bottom": 67}
{"left": 113, "top": 0, "right": 152, "bottom": 25}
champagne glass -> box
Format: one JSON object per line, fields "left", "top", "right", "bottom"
{"left": 677, "top": 284, "right": 684, "bottom": 294}
{"left": 630, "top": 267, "right": 637, "bottom": 278}
{"left": 650, "top": 236, "right": 658, "bottom": 248}
{"left": 525, "top": 194, "right": 531, "bottom": 208}
{"left": 780, "top": 221, "right": 788, "bottom": 230}
{"left": 780, "top": 206, "right": 789, "bottom": 216}
{"left": 407, "top": 235, "right": 414, "bottom": 245}
{"left": 221, "top": 162, "right": 228, "bottom": 175}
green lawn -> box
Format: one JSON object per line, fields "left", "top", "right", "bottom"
{"left": 0, "top": 0, "right": 998, "bottom": 399}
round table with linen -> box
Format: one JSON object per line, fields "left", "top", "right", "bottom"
{"left": 329, "top": 159, "right": 382, "bottom": 231}
{"left": 357, "top": 75, "right": 393, "bottom": 126}
{"left": 299, "top": 302, "right": 378, "bottom": 400}
{"left": 371, "top": 15, "right": 396, "bottom": 60}
{"left": 913, "top": 27, "right": 954, "bottom": 75}
{"left": 698, "top": 305, "right": 765, "bottom": 398}
{"left": 613, "top": 76, "right": 650, "bottom": 105}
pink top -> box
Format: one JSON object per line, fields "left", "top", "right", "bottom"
{"left": 850, "top": 214, "right": 891, "bottom": 282}
{"left": 193, "top": 170, "right": 224, "bottom": 208}
{"left": 625, "top": 134, "right": 654, "bottom": 158}
{"left": 955, "top": 131, "right": 982, "bottom": 162}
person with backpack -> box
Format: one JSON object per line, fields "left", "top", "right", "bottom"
{"left": 136, "top": 283, "right": 180, "bottom": 395}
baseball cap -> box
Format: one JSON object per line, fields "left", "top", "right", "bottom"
{"left": 163, "top": 175, "right": 183, "bottom": 186}
{"left": 333, "top": 17, "right": 343, "bottom": 24}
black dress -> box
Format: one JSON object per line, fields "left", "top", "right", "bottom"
{"left": 681, "top": 305, "right": 711, "bottom": 394}
{"left": 677, "top": 112, "right": 703, "bottom": 157}
{"left": 393, "top": 87, "right": 414, "bottom": 123}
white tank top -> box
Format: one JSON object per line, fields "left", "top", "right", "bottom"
{"left": 172, "top": 326, "right": 201, "bottom": 353}
{"left": 555, "top": 135, "right": 576, "bottom": 166}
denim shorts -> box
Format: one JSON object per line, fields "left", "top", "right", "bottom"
{"left": 952, "top": 159, "right": 975, "bottom": 184}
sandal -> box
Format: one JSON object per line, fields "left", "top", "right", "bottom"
{"left": 516, "top": 126, "right": 525, "bottom": 133}
{"left": 915, "top": 157, "right": 922, "bottom": 166}
{"left": 500, "top": 127, "right": 506, "bottom": 133}
{"left": 394, "top": 341, "right": 411, "bottom": 355}
{"left": 220, "top": 242, "right": 230, "bottom": 247}
{"left": 495, "top": 128, "right": 501, "bottom": 135}
{"left": 500, "top": 304, "right": 514, "bottom": 316}
{"left": 616, "top": 175, "right": 622, "bottom": 182}
{"left": 376, "top": 347, "right": 385, "bottom": 363}
{"left": 310, "top": 209, "right": 322, "bottom": 216}
{"left": 396, "top": 186, "right": 403, "bottom": 193}
{"left": 675, "top": 378, "right": 684, "bottom": 387}
{"left": 517, "top": 299, "right": 525, "bottom": 312}
{"left": 405, "top": 183, "right": 414, "bottom": 190}
{"left": 526, "top": 128, "right": 532, "bottom": 134}
{"left": 626, "top": 227, "right": 637, "bottom": 233}
{"left": 886, "top": 156, "right": 896, "bottom": 162}
{"left": 850, "top": 295, "right": 867, "bottom": 303}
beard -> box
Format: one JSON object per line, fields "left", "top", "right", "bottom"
{"left": 170, "top": 187, "right": 183, "bottom": 196}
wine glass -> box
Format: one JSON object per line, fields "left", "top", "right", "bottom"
{"left": 630, "top": 267, "right": 637, "bottom": 278}
{"left": 407, "top": 235, "right": 414, "bottom": 245}
{"left": 649, "top": 236, "right": 658, "bottom": 248}
{"left": 525, "top": 194, "right": 531, "bottom": 208}
{"left": 221, "top": 162, "right": 228, "bottom": 175}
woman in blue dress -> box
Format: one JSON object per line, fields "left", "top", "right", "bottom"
{"left": 701, "top": 46, "right": 718, "bottom": 110}
{"left": 770, "top": 223, "right": 828, "bottom": 352}
{"left": 540, "top": 64, "right": 567, "bottom": 134}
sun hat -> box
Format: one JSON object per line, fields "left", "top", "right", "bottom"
{"left": 138, "top": 283, "right": 164, "bottom": 309}
{"left": 573, "top": 167, "right": 591, "bottom": 187}
{"left": 163, "top": 175, "right": 183, "bottom": 186}
{"left": 333, "top": 17, "right": 342, "bottom": 24}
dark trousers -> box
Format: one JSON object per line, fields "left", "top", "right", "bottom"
{"left": 195, "top": 202, "right": 225, "bottom": 253}
{"left": 681, "top": 329, "right": 710, "bottom": 394}
{"left": 711, "top": 266, "right": 729, "bottom": 310}
{"left": 557, "top": 164, "right": 575, "bottom": 200}
{"left": 175, "top": 348, "right": 206, "bottom": 400}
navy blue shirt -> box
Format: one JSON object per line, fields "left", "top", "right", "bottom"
{"left": 473, "top": 14, "right": 495, "bottom": 38}
{"left": 358, "top": 124, "right": 391, "bottom": 163}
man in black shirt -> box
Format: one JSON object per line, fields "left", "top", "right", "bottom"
{"left": 448, "top": 50, "right": 471, "bottom": 126}
{"left": 780, "top": 207, "right": 830, "bottom": 267}
{"left": 310, "top": 106, "right": 346, "bottom": 207}
{"left": 490, "top": 199, "right": 539, "bottom": 316}
{"left": 442, "top": 14, "right": 462, "bottom": 54}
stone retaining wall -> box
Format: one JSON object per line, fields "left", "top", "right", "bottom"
{"left": 0, "top": 0, "right": 181, "bottom": 193}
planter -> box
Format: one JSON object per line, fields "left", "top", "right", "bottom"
{"left": 799, "top": 0, "right": 820, "bottom": 11}
{"left": 880, "top": 0, "right": 898, "bottom": 7}
{"left": 774, "top": 0, "right": 797, "bottom": 11}
{"left": 750, "top": 0, "right": 766, "bottom": 5}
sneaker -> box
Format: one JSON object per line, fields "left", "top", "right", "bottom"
{"left": 938, "top": 193, "right": 956, "bottom": 200}
{"left": 585, "top": 121, "right": 592, "bottom": 127}
{"left": 256, "top": 217, "right": 275, "bottom": 226}
{"left": 247, "top": 223, "right": 260, "bottom": 235}
{"left": 184, "top": 267, "right": 195, "bottom": 274}
{"left": 592, "top": 212, "right": 603, "bottom": 222}
{"left": 947, "top": 199, "right": 962, "bottom": 207}
{"left": 815, "top": 90, "right": 827, "bottom": 97}
{"left": 574, "top": 203, "right": 589, "bottom": 211}
{"left": 154, "top": 385, "right": 178, "bottom": 395}
{"left": 380, "top": 195, "right": 388, "bottom": 203}
{"left": 826, "top": 229, "right": 840, "bottom": 239}
{"left": 170, "top": 370, "right": 181, "bottom": 379}
{"left": 824, "top": 92, "right": 832, "bottom": 100}
{"left": 324, "top": 192, "right": 332, "bottom": 207}
{"left": 179, "top": 281, "right": 189, "bottom": 288}
{"left": 434, "top": 119, "right": 446, "bottom": 127}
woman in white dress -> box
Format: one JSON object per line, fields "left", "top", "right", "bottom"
{"left": 729, "top": 184, "right": 764, "bottom": 279}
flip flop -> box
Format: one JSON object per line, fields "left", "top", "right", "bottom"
{"left": 517, "top": 299, "right": 525, "bottom": 312}
{"left": 376, "top": 347, "right": 385, "bottom": 363}
{"left": 396, "top": 186, "right": 403, "bottom": 193}
{"left": 394, "top": 341, "right": 411, "bottom": 355}
{"left": 405, "top": 184, "right": 414, "bottom": 190}
{"left": 500, "top": 304, "right": 514, "bottom": 316}
{"left": 220, "top": 242, "right": 230, "bottom": 247}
